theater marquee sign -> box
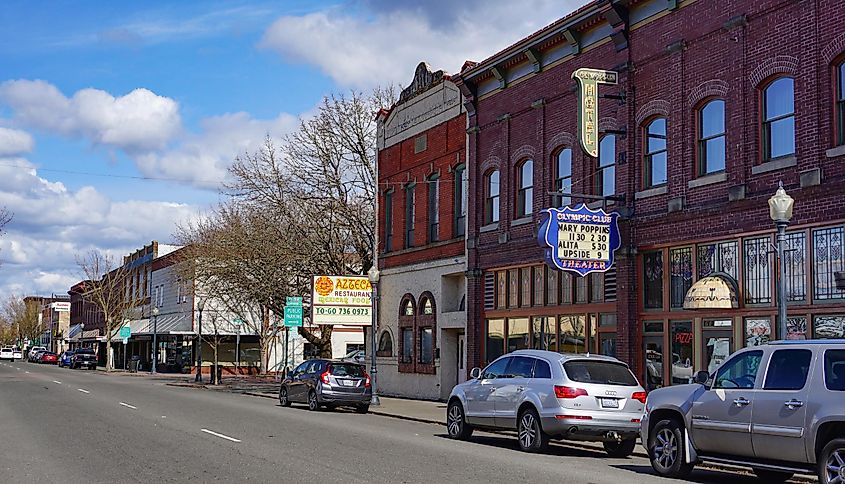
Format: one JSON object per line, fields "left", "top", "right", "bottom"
{"left": 572, "top": 68, "right": 618, "bottom": 158}
{"left": 538, "top": 204, "right": 621, "bottom": 276}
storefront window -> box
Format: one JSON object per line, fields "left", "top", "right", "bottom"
{"left": 703, "top": 319, "right": 733, "bottom": 374}
{"left": 744, "top": 236, "right": 772, "bottom": 305}
{"left": 599, "top": 333, "right": 616, "bottom": 358}
{"left": 783, "top": 316, "right": 807, "bottom": 340}
{"left": 575, "top": 275, "right": 588, "bottom": 303}
{"left": 745, "top": 317, "right": 772, "bottom": 347}
{"left": 559, "top": 315, "right": 586, "bottom": 353}
{"left": 496, "top": 271, "right": 506, "bottom": 309}
{"left": 546, "top": 269, "right": 558, "bottom": 306}
{"left": 643, "top": 321, "right": 664, "bottom": 391}
{"left": 670, "top": 247, "right": 693, "bottom": 309}
{"left": 521, "top": 268, "right": 531, "bottom": 307}
{"left": 814, "top": 315, "right": 845, "bottom": 339}
{"left": 533, "top": 266, "right": 544, "bottom": 306}
{"left": 560, "top": 272, "right": 572, "bottom": 304}
{"left": 485, "top": 319, "right": 505, "bottom": 363}
{"left": 783, "top": 231, "right": 806, "bottom": 302}
{"left": 697, "top": 240, "right": 738, "bottom": 279}
{"left": 813, "top": 226, "right": 845, "bottom": 300}
{"left": 590, "top": 273, "right": 604, "bottom": 303}
{"left": 643, "top": 251, "right": 664, "bottom": 310}
{"left": 401, "top": 328, "right": 413, "bottom": 363}
{"left": 508, "top": 269, "right": 519, "bottom": 308}
{"left": 670, "top": 321, "right": 694, "bottom": 384}
{"left": 507, "top": 318, "right": 530, "bottom": 352}
{"left": 532, "top": 317, "right": 557, "bottom": 351}
{"left": 419, "top": 328, "right": 433, "bottom": 364}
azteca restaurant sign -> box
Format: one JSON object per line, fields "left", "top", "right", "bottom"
{"left": 537, "top": 204, "right": 621, "bottom": 276}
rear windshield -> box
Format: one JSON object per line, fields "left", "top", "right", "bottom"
{"left": 825, "top": 349, "right": 845, "bottom": 391}
{"left": 330, "top": 364, "right": 365, "bottom": 377}
{"left": 76, "top": 349, "right": 95, "bottom": 355}
{"left": 563, "top": 360, "right": 638, "bottom": 386}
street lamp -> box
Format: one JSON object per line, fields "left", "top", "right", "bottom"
{"left": 195, "top": 298, "right": 206, "bottom": 383}
{"left": 367, "top": 266, "right": 381, "bottom": 406}
{"left": 769, "top": 182, "right": 795, "bottom": 337}
{"left": 79, "top": 323, "right": 84, "bottom": 350}
{"left": 151, "top": 307, "right": 160, "bottom": 374}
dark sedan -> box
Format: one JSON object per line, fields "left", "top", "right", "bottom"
{"left": 279, "top": 359, "right": 372, "bottom": 413}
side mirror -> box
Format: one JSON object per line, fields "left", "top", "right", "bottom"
{"left": 694, "top": 371, "right": 710, "bottom": 385}
{"left": 470, "top": 367, "right": 482, "bottom": 380}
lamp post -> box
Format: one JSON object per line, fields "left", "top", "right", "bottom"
{"left": 79, "top": 323, "right": 84, "bottom": 350}
{"left": 768, "top": 182, "right": 795, "bottom": 337}
{"left": 151, "top": 307, "right": 160, "bottom": 374}
{"left": 367, "top": 266, "right": 381, "bottom": 406}
{"left": 195, "top": 298, "right": 206, "bottom": 383}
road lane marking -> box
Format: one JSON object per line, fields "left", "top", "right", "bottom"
{"left": 77, "top": 389, "right": 90, "bottom": 394}
{"left": 119, "top": 402, "right": 137, "bottom": 409}
{"left": 52, "top": 380, "right": 62, "bottom": 384}
{"left": 25, "top": 371, "right": 29, "bottom": 374}
{"left": 201, "top": 429, "right": 241, "bottom": 443}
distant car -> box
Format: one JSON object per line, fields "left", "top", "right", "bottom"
{"left": 28, "top": 349, "right": 47, "bottom": 363}
{"left": 340, "top": 349, "right": 366, "bottom": 364}
{"left": 71, "top": 348, "right": 97, "bottom": 369}
{"left": 446, "top": 350, "right": 646, "bottom": 456}
{"left": 39, "top": 352, "right": 58, "bottom": 364}
{"left": 278, "top": 359, "right": 372, "bottom": 413}
{"left": 12, "top": 347, "right": 22, "bottom": 360}
{"left": 0, "top": 347, "right": 15, "bottom": 361}
{"left": 58, "top": 351, "right": 74, "bottom": 368}
{"left": 27, "top": 346, "right": 47, "bottom": 362}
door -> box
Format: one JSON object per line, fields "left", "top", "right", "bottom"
{"left": 287, "top": 361, "right": 310, "bottom": 402}
{"left": 690, "top": 349, "right": 763, "bottom": 457}
{"left": 457, "top": 334, "right": 467, "bottom": 385}
{"left": 752, "top": 348, "right": 813, "bottom": 463}
{"left": 493, "top": 356, "right": 534, "bottom": 428}
{"left": 464, "top": 357, "right": 510, "bottom": 426}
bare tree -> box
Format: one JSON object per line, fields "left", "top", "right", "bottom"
{"left": 4, "top": 295, "right": 41, "bottom": 346}
{"left": 75, "top": 250, "right": 142, "bottom": 371}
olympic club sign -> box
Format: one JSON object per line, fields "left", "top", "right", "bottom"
{"left": 537, "top": 204, "right": 622, "bottom": 276}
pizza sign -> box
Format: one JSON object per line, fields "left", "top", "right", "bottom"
{"left": 537, "top": 204, "right": 622, "bottom": 276}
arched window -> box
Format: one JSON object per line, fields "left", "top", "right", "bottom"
{"left": 402, "top": 299, "right": 414, "bottom": 316}
{"left": 554, "top": 148, "right": 572, "bottom": 207}
{"left": 697, "top": 100, "right": 726, "bottom": 176}
{"left": 762, "top": 77, "right": 795, "bottom": 160}
{"left": 417, "top": 293, "right": 436, "bottom": 370}
{"left": 398, "top": 294, "right": 416, "bottom": 370}
{"left": 516, "top": 159, "right": 533, "bottom": 218}
{"left": 836, "top": 59, "right": 845, "bottom": 146}
{"left": 597, "top": 135, "right": 616, "bottom": 196}
{"left": 377, "top": 331, "right": 393, "bottom": 357}
{"left": 644, "top": 117, "right": 668, "bottom": 188}
{"left": 484, "top": 170, "right": 500, "bottom": 224}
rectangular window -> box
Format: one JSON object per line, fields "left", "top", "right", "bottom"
{"left": 485, "top": 319, "right": 505, "bottom": 363}
{"left": 507, "top": 318, "right": 530, "bottom": 353}
{"left": 559, "top": 315, "right": 586, "bottom": 353}
{"left": 590, "top": 273, "right": 604, "bottom": 303}
{"left": 516, "top": 160, "right": 533, "bottom": 218}
{"left": 532, "top": 266, "right": 544, "bottom": 306}
{"left": 744, "top": 236, "right": 772, "bottom": 305}
{"left": 597, "top": 135, "right": 616, "bottom": 196}
{"left": 454, "top": 165, "right": 466, "bottom": 237}
{"left": 745, "top": 317, "right": 772, "bottom": 347}
{"left": 698, "top": 100, "right": 726, "bottom": 175}
{"left": 419, "top": 328, "right": 433, "bottom": 364}
{"left": 560, "top": 272, "right": 572, "bottom": 304}
{"left": 401, "top": 328, "right": 413, "bottom": 363}
{"left": 532, "top": 317, "right": 556, "bottom": 352}
{"left": 814, "top": 314, "right": 845, "bottom": 339}
{"left": 643, "top": 251, "right": 664, "bottom": 310}
{"left": 414, "top": 134, "right": 427, "bottom": 153}
{"left": 644, "top": 118, "right": 668, "bottom": 188}
{"left": 384, "top": 190, "right": 393, "bottom": 252}
{"left": 697, "top": 240, "right": 738, "bottom": 279}
{"left": 762, "top": 78, "right": 795, "bottom": 160}
{"left": 496, "top": 271, "right": 506, "bottom": 310}
{"left": 405, "top": 184, "right": 415, "bottom": 249}
{"left": 485, "top": 171, "right": 500, "bottom": 224}
{"left": 670, "top": 320, "right": 694, "bottom": 385}
{"left": 838, "top": 61, "right": 845, "bottom": 145}
{"left": 520, "top": 267, "right": 531, "bottom": 307}
{"left": 546, "top": 269, "right": 558, "bottom": 306}
{"left": 813, "top": 226, "right": 845, "bottom": 300}
{"left": 508, "top": 269, "right": 518, "bottom": 308}
{"left": 702, "top": 319, "right": 733, "bottom": 374}
{"left": 575, "top": 275, "right": 588, "bottom": 304}
{"left": 824, "top": 349, "right": 845, "bottom": 391}
{"left": 643, "top": 323, "right": 664, "bottom": 391}
{"left": 554, "top": 149, "right": 572, "bottom": 207}
{"left": 783, "top": 231, "right": 806, "bottom": 302}
{"left": 669, "top": 247, "right": 693, "bottom": 309}
{"left": 427, "top": 176, "right": 439, "bottom": 243}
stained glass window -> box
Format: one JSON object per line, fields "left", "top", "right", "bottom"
{"left": 697, "top": 241, "right": 738, "bottom": 279}
{"left": 744, "top": 237, "right": 772, "bottom": 305}
{"left": 813, "top": 226, "right": 845, "bottom": 300}
{"left": 783, "top": 231, "right": 806, "bottom": 302}
{"left": 670, "top": 247, "right": 693, "bottom": 309}
{"left": 644, "top": 251, "right": 663, "bottom": 310}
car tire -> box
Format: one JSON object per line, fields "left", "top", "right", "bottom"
{"left": 517, "top": 407, "right": 549, "bottom": 453}
{"left": 818, "top": 438, "right": 845, "bottom": 484}
{"left": 279, "top": 386, "right": 291, "bottom": 407}
{"left": 648, "top": 419, "right": 694, "bottom": 479}
{"left": 307, "top": 391, "right": 320, "bottom": 411}
{"left": 355, "top": 404, "right": 369, "bottom": 414}
{"left": 446, "top": 400, "right": 473, "bottom": 440}
{"left": 752, "top": 468, "right": 792, "bottom": 482}
{"left": 604, "top": 438, "right": 636, "bottom": 458}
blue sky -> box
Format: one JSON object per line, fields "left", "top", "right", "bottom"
{"left": 0, "top": 0, "right": 585, "bottom": 297}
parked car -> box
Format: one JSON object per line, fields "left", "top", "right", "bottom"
{"left": 340, "top": 349, "right": 366, "bottom": 364}
{"left": 446, "top": 350, "right": 646, "bottom": 456}
{"left": 0, "top": 347, "right": 15, "bottom": 361}
{"left": 58, "top": 350, "right": 75, "bottom": 368}
{"left": 12, "top": 347, "right": 22, "bottom": 360}
{"left": 27, "top": 346, "right": 46, "bottom": 361}
{"left": 71, "top": 348, "right": 97, "bottom": 369}
{"left": 39, "top": 352, "right": 58, "bottom": 364}
{"left": 642, "top": 340, "right": 845, "bottom": 483}
{"left": 278, "top": 359, "right": 372, "bottom": 413}
{"left": 28, "top": 349, "right": 47, "bottom": 362}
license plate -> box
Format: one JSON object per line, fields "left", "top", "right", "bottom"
{"left": 340, "top": 380, "right": 354, "bottom": 387}
{"left": 600, "top": 398, "right": 619, "bottom": 408}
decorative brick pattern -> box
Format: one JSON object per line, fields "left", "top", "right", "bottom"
{"left": 599, "top": 117, "right": 619, "bottom": 132}
{"left": 749, "top": 55, "right": 799, "bottom": 87}
{"left": 635, "top": 99, "right": 671, "bottom": 126}
{"left": 687, "top": 79, "right": 729, "bottom": 107}
{"left": 821, "top": 31, "right": 845, "bottom": 63}
{"left": 511, "top": 144, "right": 537, "bottom": 163}
{"left": 545, "top": 131, "right": 575, "bottom": 153}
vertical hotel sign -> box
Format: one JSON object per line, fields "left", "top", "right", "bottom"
{"left": 572, "top": 68, "right": 618, "bottom": 157}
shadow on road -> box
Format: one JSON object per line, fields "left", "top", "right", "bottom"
{"left": 612, "top": 464, "right": 805, "bottom": 484}
{"left": 432, "top": 432, "right": 609, "bottom": 459}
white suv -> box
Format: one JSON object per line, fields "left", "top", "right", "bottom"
{"left": 0, "top": 347, "right": 15, "bottom": 361}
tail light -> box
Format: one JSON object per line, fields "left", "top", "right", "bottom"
{"left": 320, "top": 371, "right": 330, "bottom": 384}
{"left": 631, "top": 391, "right": 647, "bottom": 404}
{"left": 554, "top": 385, "right": 588, "bottom": 399}
{"left": 363, "top": 371, "right": 372, "bottom": 388}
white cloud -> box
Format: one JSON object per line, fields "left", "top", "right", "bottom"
{"left": 0, "top": 79, "right": 181, "bottom": 152}
{"left": 0, "top": 127, "right": 34, "bottom": 156}
{"left": 259, "top": 0, "right": 589, "bottom": 88}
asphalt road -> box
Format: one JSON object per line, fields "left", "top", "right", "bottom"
{"left": 0, "top": 360, "right": 800, "bottom": 483}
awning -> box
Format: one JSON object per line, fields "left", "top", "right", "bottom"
{"left": 67, "top": 324, "right": 84, "bottom": 342}
{"left": 683, "top": 274, "right": 739, "bottom": 310}
{"left": 127, "top": 314, "right": 193, "bottom": 335}
{"left": 80, "top": 329, "right": 101, "bottom": 341}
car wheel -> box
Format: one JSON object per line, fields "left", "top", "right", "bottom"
{"left": 446, "top": 400, "right": 473, "bottom": 440}
{"left": 604, "top": 438, "right": 636, "bottom": 458}
{"left": 752, "top": 468, "right": 792, "bottom": 482}
{"left": 278, "top": 386, "right": 291, "bottom": 407}
{"left": 355, "top": 404, "right": 369, "bottom": 414}
{"left": 517, "top": 407, "right": 549, "bottom": 453}
{"left": 307, "top": 391, "right": 320, "bottom": 411}
{"left": 648, "top": 419, "right": 694, "bottom": 479}
{"left": 819, "top": 438, "right": 845, "bottom": 484}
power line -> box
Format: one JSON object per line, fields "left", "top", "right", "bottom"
{"left": 0, "top": 161, "right": 226, "bottom": 185}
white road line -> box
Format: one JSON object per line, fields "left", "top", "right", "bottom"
{"left": 200, "top": 428, "right": 241, "bottom": 443}
{"left": 77, "top": 389, "right": 90, "bottom": 394}
{"left": 25, "top": 371, "right": 29, "bottom": 374}
{"left": 52, "top": 380, "right": 62, "bottom": 384}
{"left": 119, "top": 402, "right": 137, "bottom": 409}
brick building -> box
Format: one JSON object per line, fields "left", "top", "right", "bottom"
{"left": 453, "top": 0, "right": 845, "bottom": 389}
{"left": 375, "top": 62, "right": 468, "bottom": 399}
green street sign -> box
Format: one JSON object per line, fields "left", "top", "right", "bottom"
{"left": 232, "top": 318, "right": 243, "bottom": 326}
{"left": 284, "top": 305, "right": 303, "bottom": 327}
{"left": 286, "top": 296, "right": 303, "bottom": 307}
{"left": 119, "top": 326, "right": 131, "bottom": 339}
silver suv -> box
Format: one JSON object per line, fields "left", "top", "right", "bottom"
{"left": 642, "top": 340, "right": 845, "bottom": 483}
{"left": 447, "top": 350, "right": 646, "bottom": 456}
